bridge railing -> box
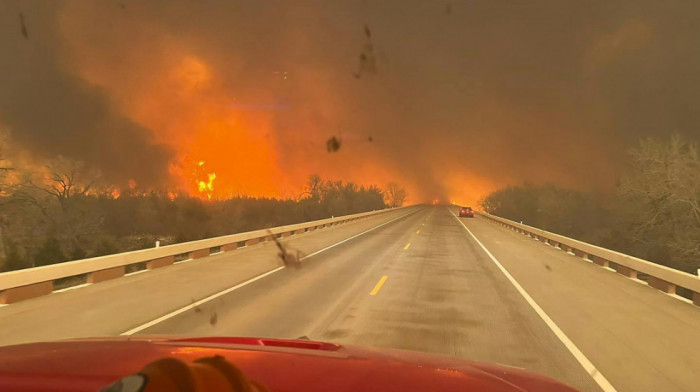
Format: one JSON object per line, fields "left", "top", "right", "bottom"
{"left": 0, "top": 207, "right": 407, "bottom": 304}
{"left": 477, "top": 212, "right": 700, "bottom": 307}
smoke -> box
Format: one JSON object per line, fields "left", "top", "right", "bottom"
{"left": 1, "top": 1, "right": 699, "bottom": 204}
{"left": 0, "top": 1, "right": 173, "bottom": 186}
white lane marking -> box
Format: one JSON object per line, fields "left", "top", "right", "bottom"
{"left": 299, "top": 210, "right": 415, "bottom": 260}
{"left": 53, "top": 283, "right": 92, "bottom": 294}
{"left": 450, "top": 209, "right": 617, "bottom": 392}
{"left": 121, "top": 209, "right": 418, "bottom": 336}
{"left": 121, "top": 266, "right": 285, "bottom": 335}
{"left": 125, "top": 269, "right": 150, "bottom": 277}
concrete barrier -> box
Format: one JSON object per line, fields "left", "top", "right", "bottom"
{"left": 0, "top": 206, "right": 408, "bottom": 304}
{"left": 477, "top": 211, "right": 700, "bottom": 307}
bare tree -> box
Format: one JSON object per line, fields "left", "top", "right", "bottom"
{"left": 0, "top": 132, "right": 12, "bottom": 195}
{"left": 14, "top": 156, "right": 105, "bottom": 259}
{"left": 618, "top": 135, "right": 700, "bottom": 270}
{"left": 0, "top": 132, "right": 13, "bottom": 262}
{"left": 303, "top": 174, "right": 324, "bottom": 201}
{"left": 30, "top": 156, "right": 101, "bottom": 212}
{"left": 384, "top": 182, "right": 407, "bottom": 208}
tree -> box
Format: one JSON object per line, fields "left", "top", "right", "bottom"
{"left": 0, "top": 132, "right": 13, "bottom": 263}
{"left": 303, "top": 175, "right": 324, "bottom": 201}
{"left": 91, "top": 237, "right": 118, "bottom": 257}
{"left": 384, "top": 183, "right": 407, "bottom": 207}
{"left": 479, "top": 135, "right": 699, "bottom": 273}
{"left": 34, "top": 237, "right": 67, "bottom": 267}
{"left": 0, "top": 130, "right": 12, "bottom": 193}
{"left": 1, "top": 241, "right": 28, "bottom": 272}
{"left": 69, "top": 245, "right": 87, "bottom": 261}
{"left": 31, "top": 156, "right": 101, "bottom": 212}
{"left": 617, "top": 135, "right": 699, "bottom": 271}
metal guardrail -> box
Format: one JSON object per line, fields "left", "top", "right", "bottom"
{"left": 477, "top": 211, "right": 700, "bottom": 307}
{"left": 0, "top": 207, "right": 408, "bottom": 304}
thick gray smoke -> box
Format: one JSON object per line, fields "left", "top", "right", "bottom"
{"left": 0, "top": 1, "right": 173, "bottom": 186}
{"left": 1, "top": 1, "right": 699, "bottom": 201}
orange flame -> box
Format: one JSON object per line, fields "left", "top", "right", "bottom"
{"left": 198, "top": 172, "right": 216, "bottom": 199}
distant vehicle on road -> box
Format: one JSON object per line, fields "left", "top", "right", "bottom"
{"left": 459, "top": 206, "right": 475, "bottom": 218}
{"left": 0, "top": 336, "right": 579, "bottom": 392}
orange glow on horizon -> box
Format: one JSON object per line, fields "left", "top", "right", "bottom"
{"left": 62, "top": 41, "right": 495, "bottom": 203}
{"left": 150, "top": 56, "right": 284, "bottom": 198}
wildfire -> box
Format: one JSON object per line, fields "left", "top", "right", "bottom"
{"left": 194, "top": 160, "right": 216, "bottom": 199}
{"left": 198, "top": 172, "right": 216, "bottom": 198}
{"left": 66, "top": 49, "right": 416, "bottom": 201}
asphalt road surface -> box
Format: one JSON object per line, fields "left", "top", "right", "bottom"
{"left": 1, "top": 206, "right": 698, "bottom": 392}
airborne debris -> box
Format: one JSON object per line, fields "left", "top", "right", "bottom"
{"left": 191, "top": 298, "right": 202, "bottom": 313}
{"left": 209, "top": 312, "right": 218, "bottom": 326}
{"left": 268, "top": 230, "right": 303, "bottom": 269}
{"left": 326, "top": 136, "right": 341, "bottom": 152}
{"left": 19, "top": 13, "right": 28, "bottom": 39}
{"left": 354, "top": 24, "right": 377, "bottom": 78}
{"left": 446, "top": 3, "right": 452, "bottom": 15}
{"left": 368, "top": 136, "right": 373, "bottom": 142}
{"left": 544, "top": 264, "right": 552, "bottom": 271}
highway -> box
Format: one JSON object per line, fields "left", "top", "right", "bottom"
{"left": 0, "top": 206, "right": 698, "bottom": 392}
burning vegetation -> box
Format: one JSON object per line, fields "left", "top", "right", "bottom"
{"left": 0, "top": 142, "right": 405, "bottom": 272}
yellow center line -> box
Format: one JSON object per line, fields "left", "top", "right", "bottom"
{"left": 370, "top": 275, "right": 388, "bottom": 296}
{"left": 416, "top": 230, "right": 420, "bottom": 234}
{"left": 404, "top": 243, "right": 411, "bottom": 250}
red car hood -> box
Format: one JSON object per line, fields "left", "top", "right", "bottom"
{"left": 0, "top": 336, "right": 578, "bottom": 392}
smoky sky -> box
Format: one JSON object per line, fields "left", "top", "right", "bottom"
{"left": 1, "top": 1, "right": 699, "bottom": 201}
{"left": 0, "top": 1, "right": 173, "bottom": 186}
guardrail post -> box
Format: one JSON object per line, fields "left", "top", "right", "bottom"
{"left": 88, "top": 266, "right": 125, "bottom": 283}
{"left": 222, "top": 243, "right": 238, "bottom": 252}
{"left": 592, "top": 256, "right": 609, "bottom": 268}
{"left": 0, "top": 281, "right": 53, "bottom": 304}
{"left": 147, "top": 256, "right": 174, "bottom": 270}
{"left": 648, "top": 276, "right": 676, "bottom": 295}
{"left": 190, "top": 249, "right": 210, "bottom": 259}
{"left": 482, "top": 212, "right": 700, "bottom": 306}
{"left": 615, "top": 265, "right": 638, "bottom": 279}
